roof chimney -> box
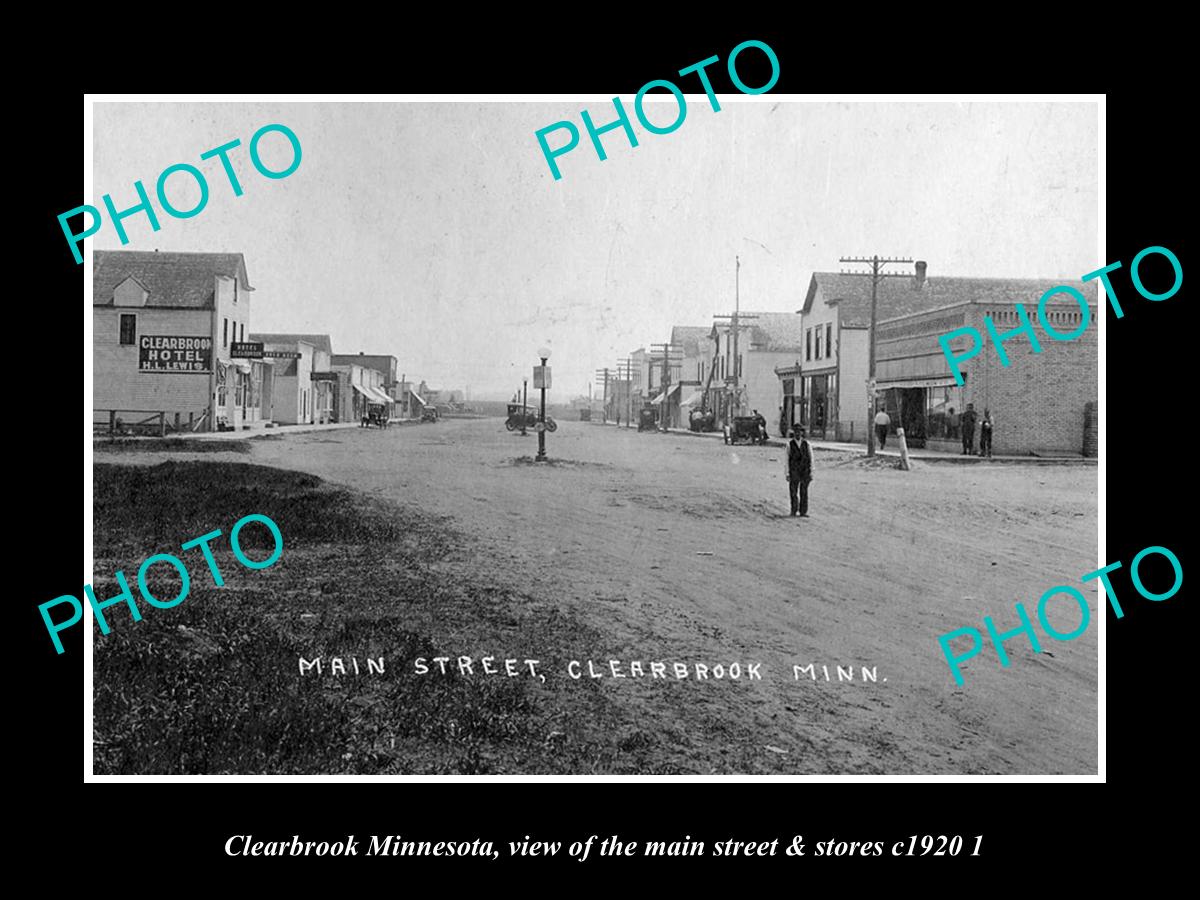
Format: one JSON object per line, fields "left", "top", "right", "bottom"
{"left": 913, "top": 260, "right": 928, "bottom": 290}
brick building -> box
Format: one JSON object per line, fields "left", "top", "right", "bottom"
{"left": 874, "top": 270, "right": 1097, "bottom": 456}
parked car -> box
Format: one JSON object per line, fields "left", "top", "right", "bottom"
{"left": 505, "top": 403, "right": 536, "bottom": 431}
{"left": 421, "top": 407, "right": 440, "bottom": 423}
{"left": 724, "top": 415, "right": 769, "bottom": 445}
{"left": 638, "top": 407, "right": 659, "bottom": 432}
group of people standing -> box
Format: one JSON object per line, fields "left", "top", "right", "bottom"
{"left": 958, "top": 403, "right": 994, "bottom": 457}
{"left": 872, "top": 402, "right": 995, "bottom": 458}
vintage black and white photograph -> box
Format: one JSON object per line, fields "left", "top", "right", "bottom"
{"left": 85, "top": 97, "right": 1099, "bottom": 775}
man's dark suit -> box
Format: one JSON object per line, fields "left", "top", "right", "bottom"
{"left": 787, "top": 436, "right": 812, "bottom": 516}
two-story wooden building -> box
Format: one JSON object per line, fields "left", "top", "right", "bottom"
{"left": 93, "top": 250, "right": 271, "bottom": 432}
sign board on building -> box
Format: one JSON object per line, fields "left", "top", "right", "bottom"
{"left": 263, "top": 350, "right": 302, "bottom": 359}
{"left": 533, "top": 365, "right": 551, "bottom": 389}
{"left": 231, "top": 341, "right": 264, "bottom": 358}
{"left": 310, "top": 371, "right": 339, "bottom": 381}
{"left": 139, "top": 335, "right": 212, "bottom": 373}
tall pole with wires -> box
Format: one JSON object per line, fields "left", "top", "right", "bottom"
{"left": 839, "top": 255, "right": 913, "bottom": 457}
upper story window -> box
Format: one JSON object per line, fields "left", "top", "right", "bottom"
{"left": 119, "top": 314, "right": 136, "bottom": 346}
{"left": 826, "top": 324, "right": 833, "bottom": 357}
{"left": 815, "top": 328, "right": 823, "bottom": 359}
{"left": 223, "top": 318, "right": 229, "bottom": 348}
{"left": 233, "top": 279, "right": 239, "bottom": 304}
{"left": 806, "top": 329, "right": 812, "bottom": 361}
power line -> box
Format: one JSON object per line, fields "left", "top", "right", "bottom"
{"left": 838, "top": 255, "right": 913, "bottom": 457}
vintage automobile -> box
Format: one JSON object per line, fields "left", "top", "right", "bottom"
{"left": 505, "top": 403, "right": 537, "bottom": 431}
{"left": 724, "top": 415, "right": 769, "bottom": 445}
{"left": 420, "top": 406, "right": 440, "bottom": 423}
{"left": 688, "top": 407, "right": 716, "bottom": 432}
{"left": 505, "top": 404, "right": 557, "bottom": 432}
{"left": 638, "top": 406, "right": 659, "bottom": 432}
{"left": 361, "top": 405, "right": 390, "bottom": 428}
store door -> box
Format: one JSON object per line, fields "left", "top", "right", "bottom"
{"left": 810, "top": 375, "right": 828, "bottom": 440}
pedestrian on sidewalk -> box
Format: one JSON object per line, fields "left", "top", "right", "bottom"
{"left": 874, "top": 407, "right": 891, "bottom": 450}
{"left": 980, "top": 408, "right": 994, "bottom": 458}
{"left": 961, "top": 403, "right": 978, "bottom": 455}
{"left": 787, "top": 425, "right": 813, "bottom": 517}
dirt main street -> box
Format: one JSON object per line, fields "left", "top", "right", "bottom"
{"left": 195, "top": 416, "right": 1096, "bottom": 775}
{"left": 103, "top": 420, "right": 1099, "bottom": 777}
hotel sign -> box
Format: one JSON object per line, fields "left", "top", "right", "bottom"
{"left": 231, "top": 341, "right": 264, "bottom": 358}
{"left": 139, "top": 335, "right": 212, "bottom": 373}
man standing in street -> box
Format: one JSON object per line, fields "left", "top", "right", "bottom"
{"left": 961, "top": 403, "right": 978, "bottom": 455}
{"left": 874, "top": 405, "right": 891, "bottom": 450}
{"left": 787, "top": 425, "right": 813, "bottom": 517}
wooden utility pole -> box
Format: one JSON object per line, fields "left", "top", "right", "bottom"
{"left": 594, "top": 367, "right": 612, "bottom": 423}
{"left": 838, "top": 255, "right": 913, "bottom": 457}
{"left": 649, "top": 343, "right": 683, "bottom": 432}
{"left": 616, "top": 358, "right": 635, "bottom": 428}
{"left": 713, "top": 257, "right": 759, "bottom": 420}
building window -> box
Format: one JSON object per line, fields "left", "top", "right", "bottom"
{"left": 815, "top": 328, "right": 823, "bottom": 359}
{"left": 233, "top": 279, "right": 238, "bottom": 304}
{"left": 119, "top": 313, "right": 136, "bottom": 346}
{"left": 806, "top": 329, "right": 812, "bottom": 361}
{"left": 737, "top": 355, "right": 743, "bottom": 378}
{"left": 223, "top": 318, "right": 229, "bottom": 348}
{"left": 826, "top": 324, "right": 833, "bottom": 357}
{"left": 240, "top": 323, "right": 245, "bottom": 343}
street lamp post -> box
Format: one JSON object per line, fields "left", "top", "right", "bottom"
{"left": 521, "top": 379, "right": 528, "bottom": 436}
{"left": 535, "top": 348, "right": 551, "bottom": 462}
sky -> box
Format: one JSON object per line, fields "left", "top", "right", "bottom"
{"left": 92, "top": 100, "right": 1098, "bottom": 401}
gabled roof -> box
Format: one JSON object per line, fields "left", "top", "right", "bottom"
{"left": 744, "top": 312, "right": 805, "bottom": 352}
{"left": 710, "top": 311, "right": 805, "bottom": 353}
{"left": 93, "top": 250, "right": 252, "bottom": 309}
{"left": 669, "top": 325, "right": 710, "bottom": 358}
{"left": 251, "top": 333, "right": 334, "bottom": 355}
{"left": 803, "top": 271, "right": 1094, "bottom": 327}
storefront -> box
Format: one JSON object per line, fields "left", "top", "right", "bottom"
{"left": 774, "top": 364, "right": 801, "bottom": 437}
{"left": 798, "top": 368, "right": 836, "bottom": 441}
{"left": 875, "top": 376, "right": 964, "bottom": 451}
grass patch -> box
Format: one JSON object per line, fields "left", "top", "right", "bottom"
{"left": 92, "top": 461, "right": 662, "bottom": 774}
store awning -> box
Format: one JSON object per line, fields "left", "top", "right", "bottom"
{"left": 875, "top": 376, "right": 960, "bottom": 390}
{"left": 366, "top": 386, "right": 393, "bottom": 405}
{"left": 650, "top": 384, "right": 681, "bottom": 404}
{"left": 408, "top": 390, "right": 427, "bottom": 406}
{"left": 680, "top": 390, "right": 706, "bottom": 408}
{"left": 228, "top": 359, "right": 252, "bottom": 373}
{"left": 351, "top": 383, "right": 373, "bottom": 399}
